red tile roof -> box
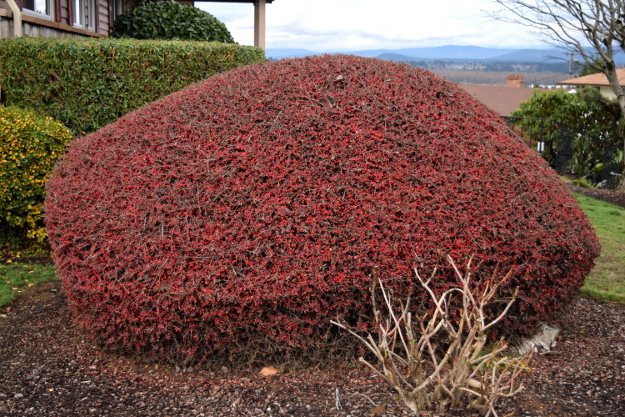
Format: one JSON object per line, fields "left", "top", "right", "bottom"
{"left": 556, "top": 68, "right": 625, "bottom": 87}
{"left": 458, "top": 84, "right": 544, "bottom": 116}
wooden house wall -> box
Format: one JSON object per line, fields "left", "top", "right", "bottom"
{"left": 60, "top": 0, "right": 69, "bottom": 26}
{"left": 0, "top": 14, "right": 12, "bottom": 38}
{"left": 98, "top": 0, "right": 107, "bottom": 33}
{"left": 23, "top": 20, "right": 82, "bottom": 37}
{"left": 0, "top": 0, "right": 112, "bottom": 38}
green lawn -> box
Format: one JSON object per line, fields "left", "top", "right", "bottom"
{"left": 0, "top": 262, "right": 58, "bottom": 308}
{"left": 0, "top": 193, "right": 624, "bottom": 310}
{"left": 574, "top": 192, "right": 625, "bottom": 304}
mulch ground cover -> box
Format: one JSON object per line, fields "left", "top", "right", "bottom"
{"left": 1, "top": 185, "right": 624, "bottom": 417}
{"left": 568, "top": 185, "right": 625, "bottom": 209}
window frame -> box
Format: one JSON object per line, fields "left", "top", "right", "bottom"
{"left": 72, "top": 0, "right": 84, "bottom": 27}
{"left": 21, "top": 0, "right": 54, "bottom": 20}
{"left": 112, "top": 0, "right": 123, "bottom": 19}
{"left": 72, "top": 0, "right": 96, "bottom": 31}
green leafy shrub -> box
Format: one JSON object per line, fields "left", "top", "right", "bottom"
{"left": 111, "top": 1, "right": 234, "bottom": 43}
{"left": 0, "top": 37, "right": 264, "bottom": 136}
{"left": 0, "top": 106, "right": 72, "bottom": 252}
{"left": 512, "top": 88, "right": 618, "bottom": 145}
{"left": 511, "top": 88, "right": 623, "bottom": 183}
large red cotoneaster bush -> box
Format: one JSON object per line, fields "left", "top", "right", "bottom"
{"left": 45, "top": 55, "right": 600, "bottom": 364}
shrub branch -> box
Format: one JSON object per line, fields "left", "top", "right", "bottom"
{"left": 331, "top": 255, "right": 533, "bottom": 416}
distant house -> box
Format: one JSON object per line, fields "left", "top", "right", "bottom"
{"left": 458, "top": 75, "right": 545, "bottom": 117}
{"left": 556, "top": 68, "right": 625, "bottom": 99}
{"left": 0, "top": 0, "right": 272, "bottom": 49}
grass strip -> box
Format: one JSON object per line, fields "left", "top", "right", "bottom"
{"left": 574, "top": 192, "right": 625, "bottom": 304}
{"left": 0, "top": 263, "right": 58, "bottom": 308}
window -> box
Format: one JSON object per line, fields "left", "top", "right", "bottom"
{"left": 73, "top": 0, "right": 84, "bottom": 27}
{"left": 87, "top": 0, "right": 95, "bottom": 30}
{"left": 112, "top": 0, "right": 123, "bottom": 19}
{"left": 72, "top": 0, "right": 96, "bottom": 31}
{"left": 22, "top": 0, "right": 53, "bottom": 19}
{"left": 109, "top": 0, "right": 123, "bottom": 31}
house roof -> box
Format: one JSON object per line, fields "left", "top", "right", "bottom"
{"left": 457, "top": 84, "right": 544, "bottom": 117}
{"left": 556, "top": 68, "right": 625, "bottom": 87}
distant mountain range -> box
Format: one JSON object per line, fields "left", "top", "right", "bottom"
{"left": 266, "top": 45, "right": 625, "bottom": 64}
{"left": 351, "top": 45, "right": 519, "bottom": 60}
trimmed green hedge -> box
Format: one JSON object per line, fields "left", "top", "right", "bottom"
{"left": 0, "top": 37, "right": 265, "bottom": 136}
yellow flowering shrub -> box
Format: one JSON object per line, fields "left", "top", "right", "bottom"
{"left": 0, "top": 106, "right": 73, "bottom": 251}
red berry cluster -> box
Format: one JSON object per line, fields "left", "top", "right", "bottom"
{"left": 45, "top": 55, "right": 600, "bottom": 364}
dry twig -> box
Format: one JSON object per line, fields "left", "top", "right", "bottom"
{"left": 331, "top": 255, "right": 533, "bottom": 416}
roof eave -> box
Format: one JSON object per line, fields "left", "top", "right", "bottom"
{"left": 555, "top": 82, "right": 609, "bottom": 87}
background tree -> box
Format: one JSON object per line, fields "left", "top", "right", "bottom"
{"left": 512, "top": 88, "right": 622, "bottom": 184}
{"left": 487, "top": 0, "right": 625, "bottom": 187}
{"left": 111, "top": 1, "right": 235, "bottom": 43}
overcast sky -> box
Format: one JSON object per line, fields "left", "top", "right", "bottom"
{"left": 196, "top": 0, "right": 548, "bottom": 52}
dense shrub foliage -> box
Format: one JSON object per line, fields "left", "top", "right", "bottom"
{"left": 45, "top": 55, "right": 600, "bottom": 364}
{"left": 111, "top": 1, "right": 235, "bottom": 43}
{"left": 0, "top": 37, "right": 264, "bottom": 135}
{"left": 0, "top": 107, "right": 72, "bottom": 251}
{"left": 512, "top": 88, "right": 620, "bottom": 137}
{"left": 512, "top": 88, "right": 624, "bottom": 184}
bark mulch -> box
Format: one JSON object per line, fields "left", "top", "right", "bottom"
{"left": 568, "top": 184, "right": 625, "bottom": 209}
{"left": 1, "top": 186, "right": 624, "bottom": 417}
{"left": 1, "top": 283, "right": 624, "bottom": 417}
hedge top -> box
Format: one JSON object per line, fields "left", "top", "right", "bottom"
{"left": 45, "top": 54, "right": 600, "bottom": 363}
{"left": 0, "top": 37, "right": 265, "bottom": 136}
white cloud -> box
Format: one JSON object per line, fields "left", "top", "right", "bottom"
{"left": 196, "top": 0, "right": 548, "bottom": 51}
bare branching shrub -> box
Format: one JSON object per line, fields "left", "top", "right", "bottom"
{"left": 332, "top": 256, "right": 533, "bottom": 416}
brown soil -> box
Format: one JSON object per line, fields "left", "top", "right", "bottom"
{"left": 1, "top": 186, "right": 624, "bottom": 417}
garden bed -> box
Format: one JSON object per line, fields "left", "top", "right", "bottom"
{"left": 1, "top": 275, "right": 624, "bottom": 416}
{"left": 568, "top": 185, "right": 625, "bottom": 209}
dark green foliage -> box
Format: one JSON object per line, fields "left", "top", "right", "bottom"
{"left": 111, "top": 1, "right": 234, "bottom": 43}
{"left": 513, "top": 88, "right": 618, "bottom": 137}
{"left": 512, "top": 88, "right": 623, "bottom": 183}
{"left": 0, "top": 37, "right": 264, "bottom": 136}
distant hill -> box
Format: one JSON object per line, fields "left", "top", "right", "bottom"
{"left": 355, "top": 45, "right": 518, "bottom": 60}
{"left": 369, "top": 47, "right": 564, "bottom": 63}
{"left": 268, "top": 46, "right": 534, "bottom": 61}
{"left": 491, "top": 48, "right": 625, "bottom": 63}
{"left": 265, "top": 48, "right": 320, "bottom": 59}
{"left": 376, "top": 53, "right": 417, "bottom": 62}
{"left": 489, "top": 49, "right": 563, "bottom": 62}
{"left": 267, "top": 45, "right": 625, "bottom": 64}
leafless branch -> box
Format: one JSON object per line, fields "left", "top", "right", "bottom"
{"left": 331, "top": 255, "right": 533, "bottom": 415}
